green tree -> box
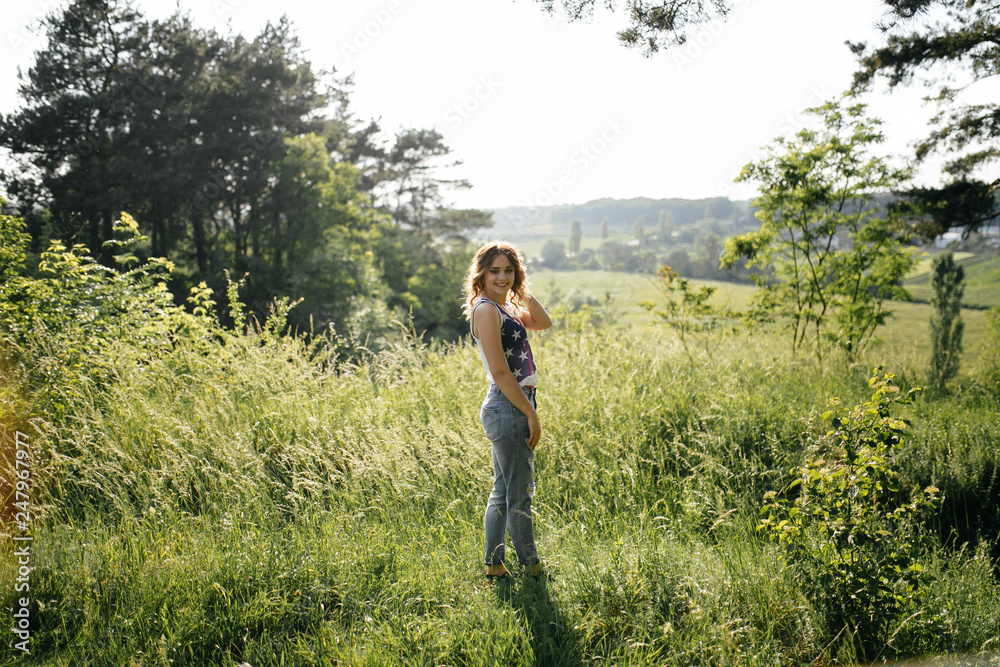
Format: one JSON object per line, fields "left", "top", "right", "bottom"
{"left": 928, "top": 251, "right": 965, "bottom": 393}
{"left": 533, "top": 0, "right": 732, "bottom": 55}
{"left": 658, "top": 209, "right": 673, "bottom": 243}
{"left": 0, "top": 0, "right": 147, "bottom": 262}
{"left": 0, "top": 2, "right": 330, "bottom": 278}
{"left": 851, "top": 0, "right": 1000, "bottom": 238}
{"left": 540, "top": 239, "right": 569, "bottom": 270}
{"left": 665, "top": 247, "right": 691, "bottom": 277}
{"left": 693, "top": 231, "right": 722, "bottom": 278}
{"left": 601, "top": 217, "right": 609, "bottom": 239}
{"left": 760, "top": 368, "right": 937, "bottom": 659}
{"left": 634, "top": 216, "right": 645, "bottom": 243}
{"left": 722, "top": 99, "right": 915, "bottom": 360}
{"left": 569, "top": 218, "right": 582, "bottom": 255}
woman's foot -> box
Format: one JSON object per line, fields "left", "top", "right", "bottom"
{"left": 486, "top": 564, "right": 510, "bottom": 580}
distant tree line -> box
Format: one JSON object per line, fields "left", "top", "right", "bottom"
{"left": 529, "top": 197, "right": 757, "bottom": 281}
{"left": 0, "top": 0, "right": 491, "bottom": 344}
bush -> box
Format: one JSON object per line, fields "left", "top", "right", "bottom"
{"left": 0, "top": 208, "right": 183, "bottom": 413}
{"left": 760, "top": 367, "right": 939, "bottom": 660}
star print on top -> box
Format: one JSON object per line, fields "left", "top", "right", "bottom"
{"left": 471, "top": 297, "right": 538, "bottom": 387}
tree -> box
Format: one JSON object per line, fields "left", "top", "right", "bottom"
{"left": 665, "top": 247, "right": 691, "bottom": 277}
{"left": 634, "top": 216, "right": 645, "bottom": 243}
{"left": 693, "top": 231, "right": 722, "bottom": 276}
{"left": 569, "top": 219, "right": 582, "bottom": 255}
{"left": 601, "top": 217, "right": 610, "bottom": 239}
{"left": 0, "top": 1, "right": 492, "bottom": 344}
{"left": 850, "top": 0, "right": 1000, "bottom": 238}
{"left": 0, "top": 2, "right": 330, "bottom": 276}
{"left": 0, "top": 0, "right": 147, "bottom": 263}
{"left": 533, "top": 0, "right": 732, "bottom": 55}
{"left": 540, "top": 239, "right": 569, "bottom": 269}
{"left": 658, "top": 209, "right": 673, "bottom": 243}
{"left": 721, "top": 99, "right": 915, "bottom": 360}
{"left": 928, "top": 251, "right": 964, "bottom": 393}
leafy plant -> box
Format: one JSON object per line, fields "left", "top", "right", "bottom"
{"left": 640, "top": 264, "right": 736, "bottom": 359}
{"left": 722, "top": 99, "right": 915, "bottom": 360}
{"left": 760, "top": 367, "right": 939, "bottom": 659}
{"left": 0, "top": 207, "right": 180, "bottom": 400}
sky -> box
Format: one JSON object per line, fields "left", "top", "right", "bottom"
{"left": 1, "top": 0, "right": 954, "bottom": 211}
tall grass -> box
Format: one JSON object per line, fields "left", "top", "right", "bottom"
{"left": 2, "top": 311, "right": 999, "bottom": 665}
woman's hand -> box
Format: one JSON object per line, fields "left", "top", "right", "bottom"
{"left": 527, "top": 410, "right": 541, "bottom": 450}
{"left": 520, "top": 292, "right": 553, "bottom": 331}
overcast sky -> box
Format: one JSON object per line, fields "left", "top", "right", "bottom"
{"left": 2, "top": 0, "right": 950, "bottom": 211}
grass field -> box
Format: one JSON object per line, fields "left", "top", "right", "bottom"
{"left": 904, "top": 252, "right": 1000, "bottom": 309}
{"left": 3, "top": 253, "right": 1000, "bottom": 666}
{"left": 530, "top": 268, "right": 994, "bottom": 367}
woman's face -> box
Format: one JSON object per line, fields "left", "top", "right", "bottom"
{"left": 483, "top": 252, "right": 515, "bottom": 302}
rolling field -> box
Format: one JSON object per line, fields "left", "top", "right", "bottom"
{"left": 904, "top": 251, "right": 1000, "bottom": 309}
{"left": 530, "top": 268, "right": 994, "bottom": 367}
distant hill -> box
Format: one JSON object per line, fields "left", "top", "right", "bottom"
{"left": 488, "top": 196, "right": 752, "bottom": 237}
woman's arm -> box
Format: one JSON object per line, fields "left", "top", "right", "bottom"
{"left": 473, "top": 302, "right": 541, "bottom": 449}
{"left": 518, "top": 292, "right": 553, "bottom": 331}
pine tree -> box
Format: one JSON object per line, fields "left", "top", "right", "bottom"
{"left": 929, "top": 251, "right": 965, "bottom": 393}
{"left": 569, "top": 219, "right": 582, "bottom": 256}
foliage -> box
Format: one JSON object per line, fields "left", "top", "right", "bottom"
{"left": 851, "top": 0, "right": 1000, "bottom": 236}
{"left": 0, "top": 206, "right": 181, "bottom": 408}
{"left": 533, "top": 0, "right": 732, "bottom": 55}
{"left": 722, "top": 99, "right": 916, "bottom": 360}
{"left": 639, "top": 265, "right": 736, "bottom": 359}
{"left": 760, "top": 368, "right": 939, "bottom": 660}
{"left": 569, "top": 219, "right": 582, "bottom": 255}
{"left": 851, "top": 0, "right": 999, "bottom": 177}
{"left": 892, "top": 179, "right": 999, "bottom": 241}
{"left": 928, "top": 251, "right": 965, "bottom": 393}
{"left": 540, "top": 238, "right": 571, "bottom": 269}
{"left": 0, "top": 1, "right": 490, "bottom": 344}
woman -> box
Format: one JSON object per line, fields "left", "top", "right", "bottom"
{"left": 463, "top": 241, "right": 552, "bottom": 580}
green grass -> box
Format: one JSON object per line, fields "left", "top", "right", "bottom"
{"left": 3, "top": 292, "right": 1000, "bottom": 665}
{"left": 531, "top": 268, "right": 993, "bottom": 363}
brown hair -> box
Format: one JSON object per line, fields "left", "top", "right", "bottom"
{"left": 462, "top": 241, "right": 528, "bottom": 319}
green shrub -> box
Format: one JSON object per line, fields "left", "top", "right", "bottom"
{"left": 760, "top": 367, "right": 939, "bottom": 660}
{"left": 0, "top": 207, "right": 182, "bottom": 411}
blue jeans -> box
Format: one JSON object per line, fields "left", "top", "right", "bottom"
{"left": 481, "top": 383, "right": 539, "bottom": 567}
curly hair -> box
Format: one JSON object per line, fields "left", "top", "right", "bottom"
{"left": 462, "top": 241, "right": 528, "bottom": 319}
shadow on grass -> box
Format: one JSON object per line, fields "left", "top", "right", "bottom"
{"left": 493, "top": 575, "right": 584, "bottom": 667}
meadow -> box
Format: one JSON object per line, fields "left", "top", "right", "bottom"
{"left": 2, "top": 265, "right": 1000, "bottom": 666}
